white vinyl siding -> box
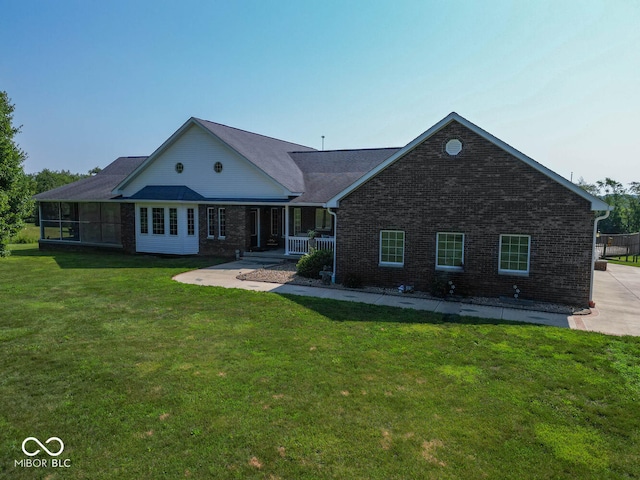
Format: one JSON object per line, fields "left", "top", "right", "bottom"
{"left": 120, "top": 125, "right": 288, "bottom": 199}
{"left": 380, "top": 230, "right": 405, "bottom": 266}
{"left": 436, "top": 233, "right": 464, "bottom": 270}
{"left": 499, "top": 234, "right": 531, "bottom": 275}
{"left": 136, "top": 203, "right": 198, "bottom": 254}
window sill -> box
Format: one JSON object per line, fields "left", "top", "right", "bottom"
{"left": 436, "top": 266, "right": 464, "bottom": 272}
{"left": 498, "top": 270, "right": 529, "bottom": 277}
{"left": 379, "top": 262, "right": 404, "bottom": 268}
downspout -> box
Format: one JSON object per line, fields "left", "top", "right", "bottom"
{"left": 328, "top": 207, "right": 338, "bottom": 283}
{"left": 590, "top": 209, "right": 611, "bottom": 306}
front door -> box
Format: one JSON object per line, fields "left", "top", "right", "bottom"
{"left": 250, "top": 208, "right": 260, "bottom": 248}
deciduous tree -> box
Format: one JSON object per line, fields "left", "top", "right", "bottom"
{"left": 0, "top": 91, "right": 33, "bottom": 256}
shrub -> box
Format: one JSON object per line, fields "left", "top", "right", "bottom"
{"left": 296, "top": 249, "right": 333, "bottom": 279}
{"left": 342, "top": 273, "right": 363, "bottom": 289}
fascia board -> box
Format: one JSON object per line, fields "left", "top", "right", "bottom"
{"left": 112, "top": 118, "right": 295, "bottom": 197}
{"left": 451, "top": 114, "right": 613, "bottom": 212}
{"left": 112, "top": 118, "right": 198, "bottom": 193}
{"left": 328, "top": 112, "right": 612, "bottom": 212}
{"left": 191, "top": 118, "right": 296, "bottom": 196}
{"left": 326, "top": 113, "right": 457, "bottom": 207}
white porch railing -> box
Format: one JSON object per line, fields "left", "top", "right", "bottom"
{"left": 287, "top": 236, "right": 335, "bottom": 255}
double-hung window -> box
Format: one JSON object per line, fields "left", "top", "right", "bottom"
{"left": 140, "top": 207, "right": 148, "bottom": 234}
{"left": 499, "top": 234, "right": 531, "bottom": 275}
{"left": 169, "top": 208, "right": 178, "bottom": 236}
{"left": 218, "top": 208, "right": 226, "bottom": 238}
{"left": 436, "top": 233, "right": 464, "bottom": 270}
{"left": 152, "top": 208, "right": 165, "bottom": 235}
{"left": 207, "top": 208, "right": 216, "bottom": 238}
{"left": 315, "top": 208, "right": 331, "bottom": 231}
{"left": 187, "top": 208, "right": 195, "bottom": 236}
{"left": 380, "top": 230, "right": 405, "bottom": 266}
{"left": 293, "top": 208, "right": 302, "bottom": 235}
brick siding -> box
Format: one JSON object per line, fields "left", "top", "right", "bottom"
{"left": 197, "top": 205, "right": 250, "bottom": 257}
{"left": 335, "top": 121, "right": 594, "bottom": 306}
{"left": 120, "top": 203, "right": 136, "bottom": 253}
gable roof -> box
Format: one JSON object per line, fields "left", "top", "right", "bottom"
{"left": 114, "top": 117, "right": 316, "bottom": 195}
{"left": 289, "top": 148, "right": 400, "bottom": 204}
{"left": 33, "top": 156, "right": 147, "bottom": 201}
{"left": 326, "top": 112, "right": 612, "bottom": 211}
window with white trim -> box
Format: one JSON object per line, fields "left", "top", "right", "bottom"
{"left": 187, "top": 208, "right": 195, "bottom": 236}
{"left": 315, "top": 208, "right": 331, "bottom": 231}
{"left": 218, "top": 208, "right": 226, "bottom": 238}
{"left": 140, "top": 207, "right": 148, "bottom": 234}
{"left": 380, "top": 230, "right": 405, "bottom": 266}
{"left": 169, "top": 208, "right": 178, "bottom": 236}
{"left": 499, "top": 234, "right": 531, "bottom": 275}
{"left": 207, "top": 208, "right": 216, "bottom": 238}
{"left": 152, "top": 208, "right": 165, "bottom": 235}
{"left": 436, "top": 233, "right": 464, "bottom": 270}
{"left": 293, "top": 208, "right": 302, "bottom": 235}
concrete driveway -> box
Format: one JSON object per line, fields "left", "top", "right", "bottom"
{"left": 576, "top": 263, "right": 640, "bottom": 336}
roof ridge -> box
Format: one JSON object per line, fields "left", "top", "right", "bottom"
{"left": 291, "top": 147, "right": 401, "bottom": 154}
{"left": 194, "top": 117, "right": 316, "bottom": 151}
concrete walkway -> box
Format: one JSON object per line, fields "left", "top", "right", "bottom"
{"left": 580, "top": 262, "right": 640, "bottom": 336}
{"left": 173, "top": 259, "right": 640, "bottom": 336}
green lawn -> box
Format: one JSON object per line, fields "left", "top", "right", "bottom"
{"left": 607, "top": 255, "right": 640, "bottom": 267}
{"left": 1, "top": 245, "right": 639, "bottom": 479}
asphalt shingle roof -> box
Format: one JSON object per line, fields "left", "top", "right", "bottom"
{"left": 33, "top": 157, "right": 147, "bottom": 201}
{"left": 194, "top": 118, "right": 316, "bottom": 193}
{"left": 33, "top": 122, "right": 399, "bottom": 205}
{"left": 289, "top": 148, "right": 400, "bottom": 203}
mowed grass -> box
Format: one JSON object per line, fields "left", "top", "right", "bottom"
{"left": 608, "top": 255, "right": 640, "bottom": 267}
{"left": 1, "top": 245, "right": 639, "bottom": 479}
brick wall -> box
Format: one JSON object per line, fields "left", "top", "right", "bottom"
{"left": 335, "top": 121, "right": 595, "bottom": 306}
{"left": 120, "top": 203, "right": 136, "bottom": 253}
{"left": 198, "top": 205, "right": 249, "bottom": 257}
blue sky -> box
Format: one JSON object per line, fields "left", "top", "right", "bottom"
{"left": 2, "top": 0, "right": 639, "bottom": 185}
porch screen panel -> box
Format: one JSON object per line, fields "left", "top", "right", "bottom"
{"left": 79, "top": 203, "right": 101, "bottom": 243}
{"left": 41, "top": 202, "right": 62, "bottom": 240}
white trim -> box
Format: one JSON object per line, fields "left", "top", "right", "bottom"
{"left": 112, "top": 117, "right": 295, "bottom": 196}
{"left": 379, "top": 230, "right": 405, "bottom": 267}
{"left": 207, "top": 207, "right": 216, "bottom": 238}
{"left": 435, "top": 232, "right": 464, "bottom": 271}
{"left": 326, "top": 112, "right": 611, "bottom": 212}
{"left": 293, "top": 208, "right": 302, "bottom": 235}
{"left": 498, "top": 234, "right": 531, "bottom": 276}
{"left": 217, "top": 207, "right": 226, "bottom": 239}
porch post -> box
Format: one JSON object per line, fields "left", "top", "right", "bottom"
{"left": 284, "top": 205, "right": 290, "bottom": 255}
{"left": 328, "top": 208, "right": 337, "bottom": 283}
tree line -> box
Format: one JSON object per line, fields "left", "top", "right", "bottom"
{"left": 0, "top": 90, "right": 101, "bottom": 255}
{"left": 577, "top": 178, "right": 640, "bottom": 234}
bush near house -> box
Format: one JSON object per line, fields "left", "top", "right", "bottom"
{"left": 296, "top": 248, "right": 333, "bottom": 278}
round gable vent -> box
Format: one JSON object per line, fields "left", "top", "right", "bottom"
{"left": 445, "top": 139, "right": 463, "bottom": 156}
